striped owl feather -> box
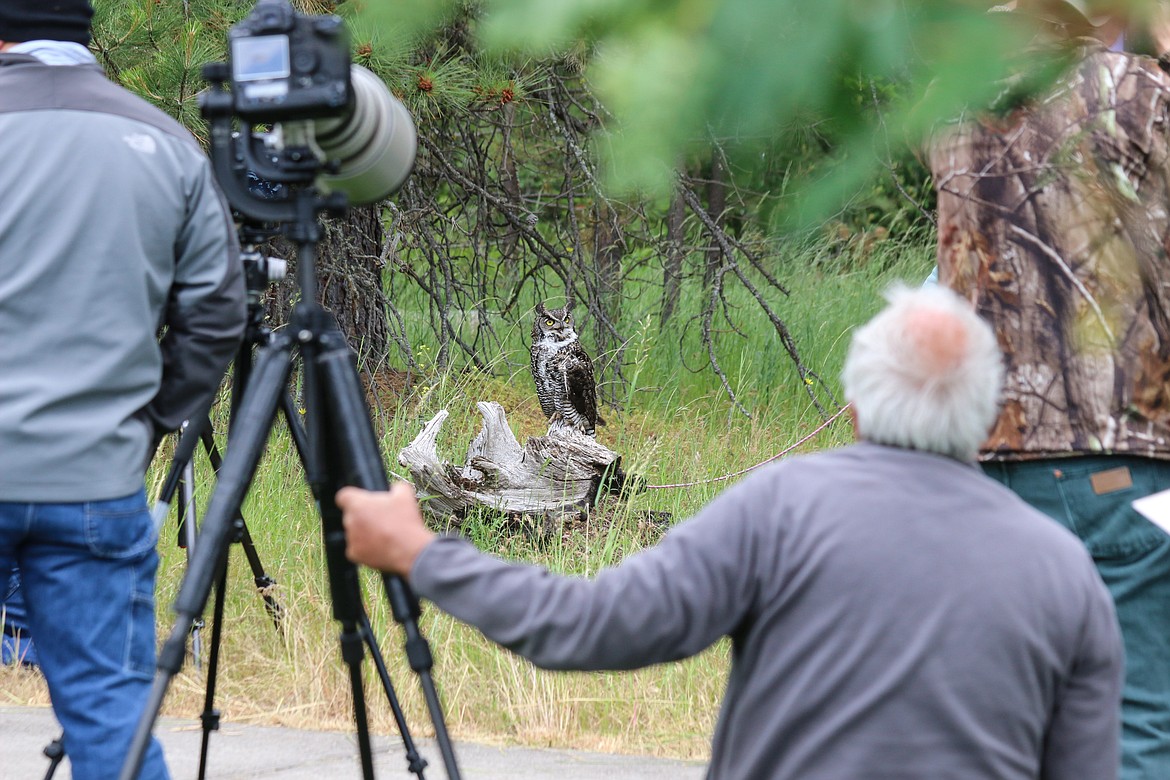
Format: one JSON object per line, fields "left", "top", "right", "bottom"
{"left": 529, "top": 298, "right": 600, "bottom": 436}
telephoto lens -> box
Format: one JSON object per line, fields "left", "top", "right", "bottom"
{"left": 313, "top": 65, "right": 417, "bottom": 204}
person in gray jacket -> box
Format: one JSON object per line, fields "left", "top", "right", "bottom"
{"left": 0, "top": 2, "right": 246, "bottom": 778}
{"left": 339, "top": 285, "right": 1124, "bottom": 780}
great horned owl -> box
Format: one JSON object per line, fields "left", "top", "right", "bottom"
{"left": 530, "top": 299, "right": 599, "bottom": 436}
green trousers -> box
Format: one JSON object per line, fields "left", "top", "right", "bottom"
{"left": 983, "top": 455, "right": 1170, "bottom": 780}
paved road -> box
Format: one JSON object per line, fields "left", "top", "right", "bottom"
{"left": 2, "top": 705, "right": 707, "bottom": 779}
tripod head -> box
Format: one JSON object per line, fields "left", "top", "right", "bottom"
{"left": 198, "top": 0, "right": 416, "bottom": 226}
{"left": 197, "top": 0, "right": 415, "bottom": 301}
{"left": 203, "top": 84, "right": 344, "bottom": 249}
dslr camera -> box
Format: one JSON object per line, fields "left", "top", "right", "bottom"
{"left": 201, "top": 0, "right": 417, "bottom": 219}
{"left": 226, "top": 0, "right": 351, "bottom": 122}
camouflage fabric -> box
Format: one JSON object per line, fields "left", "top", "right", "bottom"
{"left": 932, "top": 46, "right": 1170, "bottom": 460}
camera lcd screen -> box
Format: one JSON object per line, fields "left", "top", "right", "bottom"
{"left": 232, "top": 35, "right": 291, "bottom": 82}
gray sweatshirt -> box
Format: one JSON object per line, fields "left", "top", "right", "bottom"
{"left": 0, "top": 53, "right": 245, "bottom": 501}
{"left": 411, "top": 442, "right": 1124, "bottom": 779}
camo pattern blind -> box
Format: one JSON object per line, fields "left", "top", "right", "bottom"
{"left": 931, "top": 48, "right": 1170, "bottom": 459}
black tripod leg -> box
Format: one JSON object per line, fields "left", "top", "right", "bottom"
{"left": 359, "top": 611, "right": 429, "bottom": 777}
{"left": 119, "top": 333, "right": 297, "bottom": 780}
{"left": 199, "top": 425, "right": 284, "bottom": 629}
{"left": 312, "top": 433, "right": 379, "bottom": 780}
{"left": 197, "top": 558, "right": 231, "bottom": 780}
{"left": 149, "top": 417, "right": 211, "bottom": 669}
{"left": 151, "top": 414, "right": 212, "bottom": 529}
{"left": 283, "top": 384, "right": 431, "bottom": 778}
{"left": 178, "top": 451, "right": 204, "bottom": 667}
{"left": 41, "top": 735, "right": 64, "bottom": 780}
{"left": 339, "top": 598, "right": 377, "bottom": 780}
{"left": 382, "top": 575, "right": 457, "bottom": 777}
{"left": 315, "top": 327, "right": 462, "bottom": 780}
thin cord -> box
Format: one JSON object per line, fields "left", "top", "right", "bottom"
{"left": 643, "top": 404, "right": 851, "bottom": 490}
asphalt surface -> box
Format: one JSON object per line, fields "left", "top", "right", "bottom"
{"left": 2, "top": 705, "right": 707, "bottom": 779}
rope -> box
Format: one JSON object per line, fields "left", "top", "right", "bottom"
{"left": 642, "top": 404, "right": 852, "bottom": 491}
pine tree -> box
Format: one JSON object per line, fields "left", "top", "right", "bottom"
{"left": 88, "top": 0, "right": 839, "bottom": 416}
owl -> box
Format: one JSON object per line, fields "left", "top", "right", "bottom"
{"left": 530, "top": 299, "right": 599, "bottom": 436}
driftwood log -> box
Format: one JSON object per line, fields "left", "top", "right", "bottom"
{"left": 398, "top": 401, "right": 625, "bottom": 516}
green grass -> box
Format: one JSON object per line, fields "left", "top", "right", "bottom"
{"left": 0, "top": 233, "right": 936, "bottom": 759}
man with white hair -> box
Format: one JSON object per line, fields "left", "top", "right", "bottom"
{"left": 338, "top": 285, "right": 1124, "bottom": 780}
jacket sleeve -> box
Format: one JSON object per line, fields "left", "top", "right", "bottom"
{"left": 146, "top": 158, "right": 246, "bottom": 435}
{"left": 408, "top": 478, "right": 767, "bottom": 671}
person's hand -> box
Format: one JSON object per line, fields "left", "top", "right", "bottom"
{"left": 336, "top": 483, "right": 436, "bottom": 577}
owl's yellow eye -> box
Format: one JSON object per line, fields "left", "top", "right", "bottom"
{"left": 564, "top": 314, "right": 572, "bottom": 322}
{"left": 545, "top": 319, "right": 555, "bottom": 326}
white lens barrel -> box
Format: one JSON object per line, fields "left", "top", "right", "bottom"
{"left": 314, "top": 65, "right": 417, "bottom": 204}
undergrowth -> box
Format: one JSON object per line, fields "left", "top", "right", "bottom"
{"left": 1, "top": 234, "right": 934, "bottom": 761}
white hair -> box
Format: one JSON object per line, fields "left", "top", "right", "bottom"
{"left": 842, "top": 284, "right": 1004, "bottom": 462}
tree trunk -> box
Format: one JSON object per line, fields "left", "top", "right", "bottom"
{"left": 266, "top": 204, "right": 390, "bottom": 372}
{"left": 703, "top": 150, "right": 728, "bottom": 286}
{"left": 592, "top": 201, "right": 623, "bottom": 401}
{"left": 661, "top": 184, "right": 687, "bottom": 327}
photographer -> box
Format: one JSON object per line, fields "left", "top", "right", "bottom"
{"left": 0, "top": 2, "right": 246, "bottom": 778}
{"left": 340, "top": 285, "right": 1124, "bottom": 780}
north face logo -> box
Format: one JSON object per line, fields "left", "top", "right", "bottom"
{"left": 122, "top": 133, "right": 157, "bottom": 154}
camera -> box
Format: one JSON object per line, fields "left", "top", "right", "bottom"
{"left": 201, "top": 0, "right": 417, "bottom": 219}
{"left": 227, "top": 0, "right": 351, "bottom": 123}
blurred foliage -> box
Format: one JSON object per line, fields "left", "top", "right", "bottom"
{"left": 86, "top": 0, "right": 992, "bottom": 248}
{"left": 360, "top": 0, "right": 1155, "bottom": 229}
{"left": 84, "top": 0, "right": 1159, "bottom": 413}
{"left": 91, "top": 0, "right": 1160, "bottom": 235}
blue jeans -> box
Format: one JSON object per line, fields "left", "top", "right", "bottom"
{"left": 983, "top": 455, "right": 1170, "bottom": 780}
{"left": 2, "top": 565, "right": 38, "bottom": 666}
{"left": 0, "top": 492, "right": 170, "bottom": 779}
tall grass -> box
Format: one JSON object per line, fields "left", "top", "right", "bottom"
{"left": 1, "top": 234, "right": 935, "bottom": 760}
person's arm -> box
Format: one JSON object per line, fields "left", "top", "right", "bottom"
{"left": 340, "top": 475, "right": 771, "bottom": 671}
{"left": 145, "top": 159, "right": 245, "bottom": 437}
{"left": 1040, "top": 573, "right": 1124, "bottom": 780}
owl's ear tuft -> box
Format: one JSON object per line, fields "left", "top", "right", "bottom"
{"left": 535, "top": 301, "right": 549, "bottom": 317}
{"left": 564, "top": 293, "right": 574, "bottom": 311}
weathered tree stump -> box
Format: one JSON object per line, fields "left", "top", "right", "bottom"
{"left": 398, "top": 401, "right": 625, "bottom": 517}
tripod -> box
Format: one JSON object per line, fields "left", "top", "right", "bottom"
{"left": 120, "top": 205, "right": 458, "bottom": 780}
{"left": 159, "top": 245, "right": 289, "bottom": 635}
{"left": 182, "top": 242, "right": 434, "bottom": 780}
{"left": 162, "top": 344, "right": 287, "bottom": 651}
{"left": 119, "top": 90, "right": 460, "bottom": 776}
